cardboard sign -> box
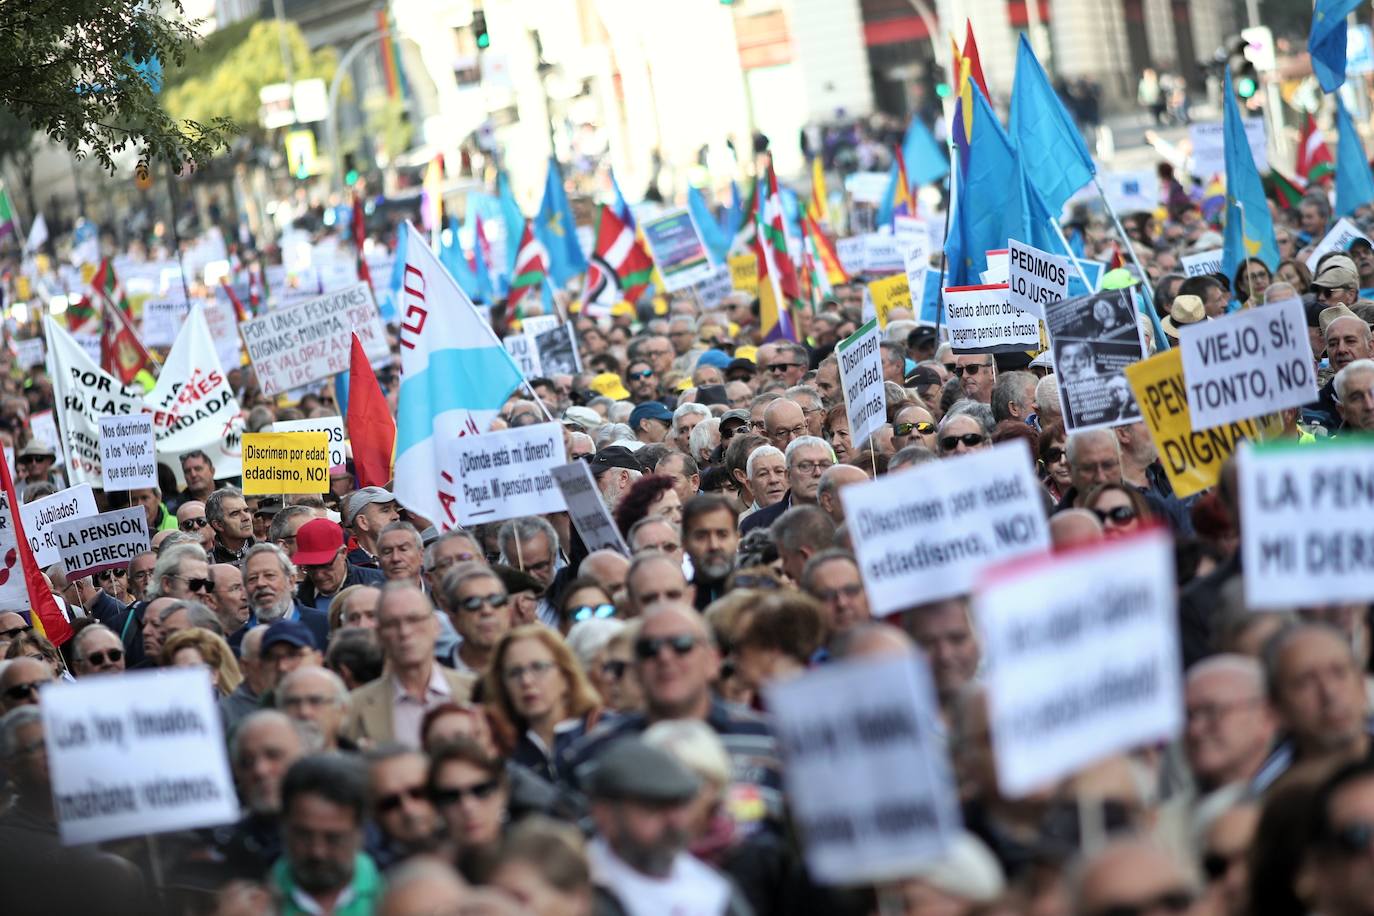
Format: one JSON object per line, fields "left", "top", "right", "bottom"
{"left": 690, "top": 265, "right": 735, "bottom": 311}
{"left": 836, "top": 320, "right": 887, "bottom": 451}
{"left": 98, "top": 414, "right": 158, "bottom": 491}
{"left": 866, "top": 273, "right": 911, "bottom": 328}
{"left": 982, "top": 249, "right": 1010, "bottom": 284}
{"left": 861, "top": 233, "right": 904, "bottom": 275}
{"left": 765, "top": 653, "right": 959, "bottom": 885}
{"left": 1179, "top": 298, "right": 1316, "bottom": 430}
{"left": 943, "top": 284, "right": 1040, "bottom": 354}
{"left": 42, "top": 668, "right": 239, "bottom": 845}
{"left": 534, "top": 323, "right": 582, "bottom": 376}
{"left": 1124, "top": 349, "right": 1269, "bottom": 499}
{"left": 550, "top": 461, "right": 629, "bottom": 555}
{"left": 241, "top": 431, "right": 330, "bottom": 495}
{"left": 439, "top": 422, "right": 568, "bottom": 528}
{"left": 1008, "top": 239, "right": 1069, "bottom": 322}
{"left": 1181, "top": 248, "right": 1224, "bottom": 278}
{"left": 1305, "top": 217, "right": 1373, "bottom": 272}
{"left": 21, "top": 484, "right": 98, "bottom": 567}
{"left": 840, "top": 442, "right": 1049, "bottom": 615}
{"left": 1189, "top": 118, "right": 1268, "bottom": 179}
{"left": 54, "top": 506, "right": 150, "bottom": 579}
{"left": 1238, "top": 439, "right": 1374, "bottom": 608}
{"left": 504, "top": 334, "right": 541, "bottom": 378}
{"left": 642, "top": 209, "right": 714, "bottom": 292}
{"left": 975, "top": 529, "right": 1182, "bottom": 797}
{"left": 14, "top": 337, "right": 45, "bottom": 370}
{"left": 729, "top": 253, "right": 759, "bottom": 294}
{"left": 239, "top": 282, "right": 388, "bottom": 396}
{"left": 271, "top": 416, "right": 346, "bottom": 471}
{"left": 1045, "top": 288, "right": 1149, "bottom": 431}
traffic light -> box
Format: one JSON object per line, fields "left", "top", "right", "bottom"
{"left": 343, "top": 153, "right": 359, "bottom": 186}
{"left": 472, "top": 10, "right": 490, "bottom": 50}
{"left": 1227, "top": 37, "right": 1259, "bottom": 99}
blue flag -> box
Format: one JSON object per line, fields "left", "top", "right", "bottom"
{"left": 1220, "top": 69, "right": 1279, "bottom": 280}
{"left": 1336, "top": 93, "right": 1374, "bottom": 216}
{"left": 1010, "top": 35, "right": 1095, "bottom": 213}
{"left": 945, "top": 82, "right": 1028, "bottom": 287}
{"left": 439, "top": 217, "right": 480, "bottom": 298}
{"left": 535, "top": 157, "right": 588, "bottom": 286}
{"left": 688, "top": 186, "right": 730, "bottom": 264}
{"left": 497, "top": 171, "right": 524, "bottom": 278}
{"left": 724, "top": 180, "right": 745, "bottom": 241}
{"left": 1311, "top": 0, "right": 1365, "bottom": 93}
{"left": 878, "top": 117, "right": 950, "bottom": 226}
{"left": 610, "top": 169, "right": 636, "bottom": 231}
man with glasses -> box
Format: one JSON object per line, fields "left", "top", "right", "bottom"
{"left": 114, "top": 543, "right": 211, "bottom": 666}
{"left": 365, "top": 746, "right": 442, "bottom": 869}
{"left": 278, "top": 666, "right": 351, "bottom": 752}
{"left": 953, "top": 354, "right": 997, "bottom": 404}
{"left": 762, "top": 398, "right": 807, "bottom": 452}
{"left": 344, "top": 582, "right": 476, "bottom": 748}
{"left": 206, "top": 487, "right": 256, "bottom": 565}
{"left": 436, "top": 564, "right": 512, "bottom": 674}
{"left": 0, "top": 612, "right": 30, "bottom": 657}
{"left": 757, "top": 341, "right": 809, "bottom": 387}
{"left": 800, "top": 550, "right": 871, "bottom": 654}
{"left": 1303, "top": 760, "right": 1374, "bottom": 916}
{"left": 0, "top": 657, "right": 51, "bottom": 712}
{"left": 892, "top": 404, "right": 938, "bottom": 452}
{"left": 1182, "top": 655, "right": 1274, "bottom": 799}
{"left": 291, "top": 519, "right": 385, "bottom": 617}
{"left": 71, "top": 623, "right": 126, "bottom": 677}
{"left": 422, "top": 530, "right": 483, "bottom": 593}
{"left": 176, "top": 500, "right": 216, "bottom": 553}
{"left": 624, "top": 359, "right": 659, "bottom": 403}
{"left": 937, "top": 409, "right": 991, "bottom": 458}
{"left": 636, "top": 334, "right": 676, "bottom": 379}
{"left": 1072, "top": 840, "right": 1200, "bottom": 916}
{"left": 127, "top": 551, "right": 157, "bottom": 602}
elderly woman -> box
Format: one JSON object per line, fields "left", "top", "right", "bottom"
{"left": 161, "top": 628, "right": 242, "bottom": 697}
{"left": 612, "top": 474, "right": 682, "bottom": 538}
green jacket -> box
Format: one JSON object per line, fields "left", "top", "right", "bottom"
{"left": 269, "top": 852, "right": 383, "bottom": 916}
{"left": 155, "top": 503, "right": 178, "bottom": 532}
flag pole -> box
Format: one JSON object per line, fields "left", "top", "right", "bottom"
{"left": 934, "top": 154, "right": 957, "bottom": 338}
{"left": 1091, "top": 175, "right": 1156, "bottom": 307}
{"left": 1047, "top": 217, "right": 1093, "bottom": 289}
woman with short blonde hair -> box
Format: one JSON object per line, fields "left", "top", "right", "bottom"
{"left": 161, "top": 628, "right": 242, "bottom": 696}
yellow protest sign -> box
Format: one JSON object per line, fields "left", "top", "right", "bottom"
{"left": 241, "top": 432, "right": 330, "bottom": 495}
{"left": 728, "top": 254, "right": 758, "bottom": 294}
{"left": 80, "top": 263, "right": 97, "bottom": 285}
{"left": 1123, "top": 348, "right": 1267, "bottom": 499}
{"left": 866, "top": 273, "right": 911, "bottom": 328}
{"left": 15, "top": 276, "right": 30, "bottom": 300}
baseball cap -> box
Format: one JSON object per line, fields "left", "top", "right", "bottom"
{"left": 1313, "top": 255, "right": 1359, "bottom": 290}
{"left": 343, "top": 486, "right": 396, "bottom": 527}
{"left": 588, "top": 445, "right": 642, "bottom": 476}
{"left": 629, "top": 401, "right": 673, "bottom": 431}
{"left": 726, "top": 358, "right": 756, "bottom": 378}
{"left": 720, "top": 409, "right": 750, "bottom": 434}
{"left": 906, "top": 365, "right": 942, "bottom": 388}
{"left": 696, "top": 349, "right": 732, "bottom": 370}
{"left": 590, "top": 372, "right": 630, "bottom": 401}
{"left": 292, "top": 518, "right": 344, "bottom": 566}
{"left": 261, "top": 619, "right": 318, "bottom": 654}
{"left": 907, "top": 326, "right": 938, "bottom": 350}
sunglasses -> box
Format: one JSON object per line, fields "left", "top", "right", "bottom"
{"left": 572, "top": 603, "right": 616, "bottom": 622}
{"left": 1327, "top": 821, "right": 1374, "bottom": 856}
{"left": 97, "top": 569, "right": 127, "bottom": 582}
{"left": 766, "top": 362, "right": 804, "bottom": 373}
{"left": 1043, "top": 447, "right": 1066, "bottom": 463}
{"left": 431, "top": 779, "right": 502, "bottom": 806}
{"left": 3, "top": 680, "right": 45, "bottom": 701}
{"left": 459, "top": 593, "right": 509, "bottom": 613}
{"left": 939, "top": 433, "right": 985, "bottom": 451}
{"left": 179, "top": 517, "right": 208, "bottom": 530}
{"left": 1086, "top": 890, "right": 1195, "bottom": 916}
{"left": 893, "top": 421, "right": 936, "bottom": 436}
{"left": 635, "top": 634, "right": 699, "bottom": 661}
{"left": 1093, "top": 505, "right": 1137, "bottom": 525}
{"left": 952, "top": 363, "right": 991, "bottom": 377}
{"left": 376, "top": 786, "right": 427, "bottom": 814}
{"left": 601, "top": 659, "right": 628, "bottom": 680}
{"left": 628, "top": 369, "right": 654, "bottom": 380}
{"left": 0, "top": 624, "right": 32, "bottom": 640}
{"left": 85, "top": 648, "right": 123, "bottom": 666}
{"left": 172, "top": 575, "right": 214, "bottom": 593}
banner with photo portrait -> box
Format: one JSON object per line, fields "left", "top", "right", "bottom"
{"left": 1045, "top": 289, "right": 1149, "bottom": 432}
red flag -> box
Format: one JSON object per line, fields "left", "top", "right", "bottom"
{"left": 220, "top": 279, "right": 249, "bottom": 323}
{"left": 962, "top": 20, "right": 989, "bottom": 100}
{"left": 347, "top": 333, "right": 396, "bottom": 488}
{"left": 0, "top": 447, "right": 72, "bottom": 646}
{"left": 100, "top": 296, "right": 155, "bottom": 385}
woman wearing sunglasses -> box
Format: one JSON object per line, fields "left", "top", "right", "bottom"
{"left": 1037, "top": 420, "right": 1072, "bottom": 503}
{"left": 484, "top": 625, "right": 604, "bottom": 783}
{"left": 557, "top": 577, "right": 618, "bottom": 635}
{"left": 428, "top": 736, "right": 512, "bottom": 880}
{"left": 1084, "top": 483, "right": 1155, "bottom": 540}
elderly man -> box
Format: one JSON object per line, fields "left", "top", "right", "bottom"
{"left": 624, "top": 553, "right": 695, "bottom": 617}
{"left": 436, "top": 564, "right": 512, "bottom": 674}
{"left": 630, "top": 401, "right": 673, "bottom": 444}
{"left": 374, "top": 522, "right": 424, "bottom": 590}
{"left": 268, "top": 505, "right": 316, "bottom": 557}
{"left": 221, "top": 625, "right": 270, "bottom": 732}
{"left": 230, "top": 543, "right": 329, "bottom": 652}
{"left": 344, "top": 487, "right": 400, "bottom": 569}
{"left": 903, "top": 598, "right": 981, "bottom": 721}
{"left": 207, "top": 563, "right": 250, "bottom": 634}
{"left": 800, "top": 550, "right": 871, "bottom": 652}
{"left": 176, "top": 500, "right": 216, "bottom": 553}
{"left": 1055, "top": 429, "right": 1123, "bottom": 509}
{"left": 683, "top": 494, "right": 739, "bottom": 610}
{"left": 0, "top": 657, "right": 52, "bottom": 712}
{"left": 757, "top": 341, "right": 809, "bottom": 387}
{"left": 1309, "top": 314, "right": 1374, "bottom": 429}
{"left": 655, "top": 450, "right": 700, "bottom": 506}
{"left": 1335, "top": 357, "right": 1374, "bottom": 433}
{"left": 816, "top": 464, "right": 868, "bottom": 524}
{"left": 292, "top": 518, "right": 385, "bottom": 616}
{"left": 626, "top": 517, "right": 684, "bottom": 567}
{"left": 422, "top": 530, "right": 484, "bottom": 590}
{"left": 127, "top": 550, "right": 157, "bottom": 602}
{"left": 71, "top": 624, "right": 126, "bottom": 677}
{"left": 771, "top": 506, "right": 836, "bottom": 583}
{"left": 1072, "top": 840, "right": 1201, "bottom": 916}
{"left": 745, "top": 437, "right": 832, "bottom": 534}
{"left": 786, "top": 385, "right": 827, "bottom": 437}
{"left": 762, "top": 398, "right": 808, "bottom": 452}
{"left": 937, "top": 410, "right": 991, "bottom": 458}
{"left": 342, "top": 582, "right": 476, "bottom": 748}
{"left": 1183, "top": 654, "right": 1275, "bottom": 797}
{"left": 953, "top": 353, "right": 996, "bottom": 403}
{"left": 742, "top": 445, "right": 787, "bottom": 525}
{"left": 588, "top": 446, "right": 643, "bottom": 511}
{"left": 278, "top": 666, "right": 352, "bottom": 751}
{"left": 260, "top": 620, "right": 324, "bottom": 688}
{"left": 579, "top": 549, "right": 631, "bottom": 598}
{"left": 114, "top": 543, "right": 211, "bottom": 666}
{"left": 365, "top": 746, "right": 442, "bottom": 869}
{"left": 991, "top": 371, "right": 1037, "bottom": 424}
{"left": 206, "top": 487, "right": 256, "bottom": 565}
{"left": 671, "top": 403, "right": 710, "bottom": 454}
{"left": 892, "top": 404, "right": 938, "bottom": 452}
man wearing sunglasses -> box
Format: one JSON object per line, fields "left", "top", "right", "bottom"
{"left": 176, "top": 500, "right": 216, "bottom": 553}
{"left": 71, "top": 623, "right": 126, "bottom": 677}
{"left": 757, "top": 341, "right": 809, "bottom": 388}
{"left": 112, "top": 543, "right": 211, "bottom": 668}
{"left": 952, "top": 354, "right": 997, "bottom": 404}
{"left": 366, "top": 747, "right": 442, "bottom": 868}
{"left": 936, "top": 411, "right": 992, "bottom": 458}
{"left": 892, "top": 404, "right": 938, "bottom": 452}
{"left": 1304, "top": 760, "right": 1374, "bottom": 916}
{"left": 0, "top": 656, "right": 51, "bottom": 713}
{"left": 436, "top": 564, "right": 512, "bottom": 675}
{"left": 624, "top": 359, "right": 659, "bottom": 403}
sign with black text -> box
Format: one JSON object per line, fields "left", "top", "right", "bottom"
{"left": 54, "top": 507, "right": 150, "bottom": 580}
{"left": 1008, "top": 239, "right": 1068, "bottom": 322}
{"left": 1045, "top": 289, "right": 1148, "bottom": 431}
{"left": 836, "top": 320, "right": 887, "bottom": 450}
{"left": 98, "top": 414, "right": 158, "bottom": 491}
{"left": 1305, "top": 217, "right": 1371, "bottom": 272}
{"left": 1181, "top": 248, "right": 1223, "bottom": 278}
{"left": 943, "top": 284, "right": 1040, "bottom": 353}
{"left": 22, "top": 484, "right": 98, "bottom": 567}
{"left": 271, "top": 416, "right": 346, "bottom": 471}
{"left": 239, "top": 282, "right": 388, "bottom": 396}
{"left": 438, "top": 422, "right": 568, "bottom": 529}
{"left": 550, "top": 461, "right": 629, "bottom": 555}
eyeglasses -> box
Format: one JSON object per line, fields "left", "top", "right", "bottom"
{"left": 628, "top": 369, "right": 655, "bottom": 380}
{"left": 170, "top": 574, "right": 214, "bottom": 593}
{"left": 179, "top": 517, "right": 208, "bottom": 531}
{"left": 0, "top": 624, "right": 31, "bottom": 640}
{"left": 766, "top": 363, "right": 805, "bottom": 374}
{"left": 85, "top": 648, "right": 123, "bottom": 666}
{"left": 939, "top": 433, "right": 986, "bottom": 451}
{"left": 376, "top": 786, "right": 428, "bottom": 814}
{"left": 894, "top": 421, "right": 936, "bottom": 437}
{"left": 431, "top": 778, "right": 502, "bottom": 806}
{"left": 503, "top": 660, "right": 557, "bottom": 683}
{"left": 1043, "top": 447, "right": 1066, "bottom": 464}
{"left": 942, "top": 363, "right": 957, "bottom": 374}
{"left": 1093, "top": 505, "right": 1137, "bottom": 525}
{"left": 1085, "top": 890, "right": 1195, "bottom": 916}
{"left": 770, "top": 424, "right": 807, "bottom": 440}
{"left": 459, "top": 593, "right": 509, "bottom": 613}
{"left": 1326, "top": 821, "right": 1374, "bottom": 856}
{"left": 792, "top": 459, "right": 833, "bottom": 475}
{"left": 282, "top": 694, "right": 337, "bottom": 709}
{"left": 952, "top": 363, "right": 992, "bottom": 377}
{"left": 601, "top": 660, "right": 628, "bottom": 680}
{"left": 814, "top": 583, "right": 864, "bottom": 604}
{"left": 635, "top": 634, "right": 700, "bottom": 661}
{"left": 1315, "top": 285, "right": 1353, "bottom": 299}
{"left": 96, "top": 569, "right": 126, "bottom": 583}
{"left": 572, "top": 603, "right": 616, "bottom": 622}
{"left": 3, "top": 681, "right": 45, "bottom": 701}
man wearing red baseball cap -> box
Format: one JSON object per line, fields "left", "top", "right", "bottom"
{"left": 293, "top": 518, "right": 386, "bottom": 618}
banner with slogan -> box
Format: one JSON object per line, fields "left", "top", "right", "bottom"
{"left": 98, "top": 415, "right": 158, "bottom": 492}
{"left": 54, "top": 507, "right": 150, "bottom": 580}
{"left": 836, "top": 320, "right": 886, "bottom": 451}
{"left": 728, "top": 253, "right": 758, "bottom": 294}
{"left": 271, "top": 417, "right": 346, "bottom": 471}
{"left": 550, "top": 462, "right": 629, "bottom": 555}
{"left": 943, "top": 284, "right": 1040, "bottom": 354}
{"left": 840, "top": 441, "right": 1049, "bottom": 615}
{"left": 504, "top": 334, "right": 541, "bottom": 378}
{"left": 241, "top": 432, "right": 330, "bottom": 495}
{"left": 866, "top": 274, "right": 910, "bottom": 328}
{"left": 437, "top": 422, "right": 568, "bottom": 530}
{"left": 45, "top": 317, "right": 146, "bottom": 486}
{"left": 21, "top": 484, "right": 98, "bottom": 568}
{"left": 642, "top": 209, "right": 714, "bottom": 292}
{"left": 239, "top": 282, "right": 389, "bottom": 396}
{"left": 1045, "top": 288, "right": 1149, "bottom": 432}
{"left": 1304, "top": 217, "right": 1370, "bottom": 271}
{"left": 1008, "top": 239, "right": 1068, "bottom": 322}
{"left": 1181, "top": 249, "right": 1223, "bottom": 278}
{"left": 860, "top": 233, "right": 904, "bottom": 275}
{"left": 975, "top": 529, "right": 1182, "bottom": 797}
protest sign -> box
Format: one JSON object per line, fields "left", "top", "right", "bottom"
{"left": 765, "top": 653, "right": 959, "bottom": 885}
{"left": 1305, "top": 217, "right": 1372, "bottom": 272}
{"left": 690, "top": 264, "right": 735, "bottom": 310}
{"left": 42, "top": 667, "right": 239, "bottom": 845}
{"left": 943, "top": 284, "right": 1040, "bottom": 354}
{"left": 728, "top": 253, "right": 758, "bottom": 294}
{"left": 840, "top": 442, "right": 1049, "bottom": 615}
{"left": 504, "top": 334, "right": 541, "bottom": 378}
{"left": 1189, "top": 118, "right": 1267, "bottom": 178}
{"left": 836, "top": 238, "right": 865, "bottom": 277}
{"left": 438, "top": 422, "right": 568, "bottom": 529}
{"left": 14, "top": 337, "right": 45, "bottom": 370}
{"left": 521, "top": 314, "right": 561, "bottom": 337}
{"left": 98, "top": 414, "right": 158, "bottom": 491}
{"left": 844, "top": 171, "right": 891, "bottom": 203}
{"left": 1238, "top": 439, "right": 1374, "bottom": 608}
{"left": 975, "top": 529, "right": 1182, "bottom": 797}
{"left": 1008, "top": 239, "right": 1069, "bottom": 322}
{"left": 642, "top": 209, "right": 714, "bottom": 291}
{"left": 836, "top": 320, "right": 887, "bottom": 451}
{"left": 903, "top": 226, "right": 932, "bottom": 304}
{"left": 1095, "top": 171, "right": 1159, "bottom": 213}
{"left": 1045, "top": 288, "right": 1149, "bottom": 431}
{"left": 0, "top": 492, "right": 30, "bottom": 610}
{"left": 54, "top": 507, "right": 149, "bottom": 580}
{"left": 21, "top": 483, "right": 98, "bottom": 567}
{"left": 1123, "top": 349, "right": 1270, "bottom": 499}
{"left": 1178, "top": 298, "right": 1315, "bottom": 430}
{"left": 271, "top": 416, "right": 346, "bottom": 471}
{"left": 241, "top": 431, "right": 330, "bottom": 495}
{"left": 1181, "top": 249, "right": 1224, "bottom": 278}
{"left": 866, "top": 274, "right": 911, "bottom": 328}
{"left": 45, "top": 318, "right": 146, "bottom": 485}
{"left": 30, "top": 409, "right": 66, "bottom": 471}
{"left": 861, "top": 234, "right": 904, "bottom": 275}
{"left": 550, "top": 461, "right": 629, "bottom": 555}
{"left": 239, "top": 282, "right": 388, "bottom": 396}
{"left": 982, "top": 249, "right": 1010, "bottom": 284}
{"left": 534, "top": 323, "right": 582, "bottom": 376}
{"left": 141, "top": 297, "right": 189, "bottom": 348}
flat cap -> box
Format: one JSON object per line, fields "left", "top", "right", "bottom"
{"left": 585, "top": 737, "right": 701, "bottom": 803}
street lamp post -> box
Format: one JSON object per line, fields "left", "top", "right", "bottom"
{"left": 327, "top": 29, "right": 390, "bottom": 193}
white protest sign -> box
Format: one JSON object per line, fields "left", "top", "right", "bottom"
{"left": 1305, "top": 217, "right": 1372, "bottom": 272}
{"left": 836, "top": 237, "right": 866, "bottom": 277}
{"left": 239, "top": 282, "right": 388, "bottom": 396}
{"left": 20, "top": 483, "right": 98, "bottom": 567}
{"left": 29, "top": 409, "right": 66, "bottom": 472}
{"left": 98, "top": 414, "right": 158, "bottom": 491}
{"left": 1008, "top": 239, "right": 1069, "bottom": 322}
{"left": 534, "top": 324, "right": 582, "bottom": 377}
{"left": 975, "top": 529, "right": 1182, "bottom": 797}
{"left": 1179, "top": 298, "right": 1316, "bottom": 429}
{"left": 982, "top": 249, "right": 1010, "bottom": 284}
{"left": 14, "top": 337, "right": 45, "bottom": 370}
{"left": 893, "top": 216, "right": 925, "bottom": 246}
{"left": 44, "top": 318, "right": 146, "bottom": 485}
{"left": 1180, "top": 248, "right": 1224, "bottom": 278}
{"left": 54, "top": 506, "right": 150, "bottom": 580}
{"left": 1189, "top": 118, "right": 1267, "bottom": 178}
{"left": 550, "top": 461, "right": 629, "bottom": 555}
{"left": 521, "top": 314, "right": 561, "bottom": 337}
{"left": 861, "top": 233, "right": 904, "bottom": 275}
{"left": 1238, "top": 440, "right": 1374, "bottom": 608}
{"left": 439, "top": 422, "right": 567, "bottom": 528}
{"left": 840, "top": 442, "right": 1049, "bottom": 615}
{"left": 504, "top": 334, "right": 541, "bottom": 378}
{"left": 42, "top": 668, "right": 239, "bottom": 845}
{"left": 903, "top": 227, "right": 932, "bottom": 305}
{"left": 765, "top": 653, "right": 959, "bottom": 885}
{"left": 0, "top": 491, "right": 30, "bottom": 610}
{"left": 690, "top": 265, "right": 735, "bottom": 310}
{"left": 836, "top": 320, "right": 887, "bottom": 450}
{"left": 844, "top": 171, "right": 891, "bottom": 203}
{"left": 141, "top": 298, "right": 189, "bottom": 348}
{"left": 272, "top": 416, "right": 347, "bottom": 471}
{"left": 943, "top": 284, "right": 1040, "bottom": 353}
{"left": 73, "top": 332, "right": 102, "bottom": 366}
{"left": 1097, "top": 171, "right": 1159, "bottom": 213}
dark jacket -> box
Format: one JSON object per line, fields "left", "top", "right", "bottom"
{"left": 739, "top": 492, "right": 791, "bottom": 535}
{"left": 1303, "top": 377, "right": 1341, "bottom": 432}
{"left": 227, "top": 601, "right": 329, "bottom": 654}
{"left": 295, "top": 563, "right": 385, "bottom": 615}
{"left": 212, "top": 536, "right": 256, "bottom": 566}
{"left": 112, "top": 598, "right": 152, "bottom": 668}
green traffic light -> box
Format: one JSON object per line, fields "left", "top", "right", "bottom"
{"left": 476, "top": 33, "right": 490, "bottom": 48}
{"left": 1237, "top": 77, "right": 1257, "bottom": 98}
{"left": 345, "top": 169, "right": 359, "bottom": 186}
{"left": 935, "top": 82, "right": 952, "bottom": 99}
